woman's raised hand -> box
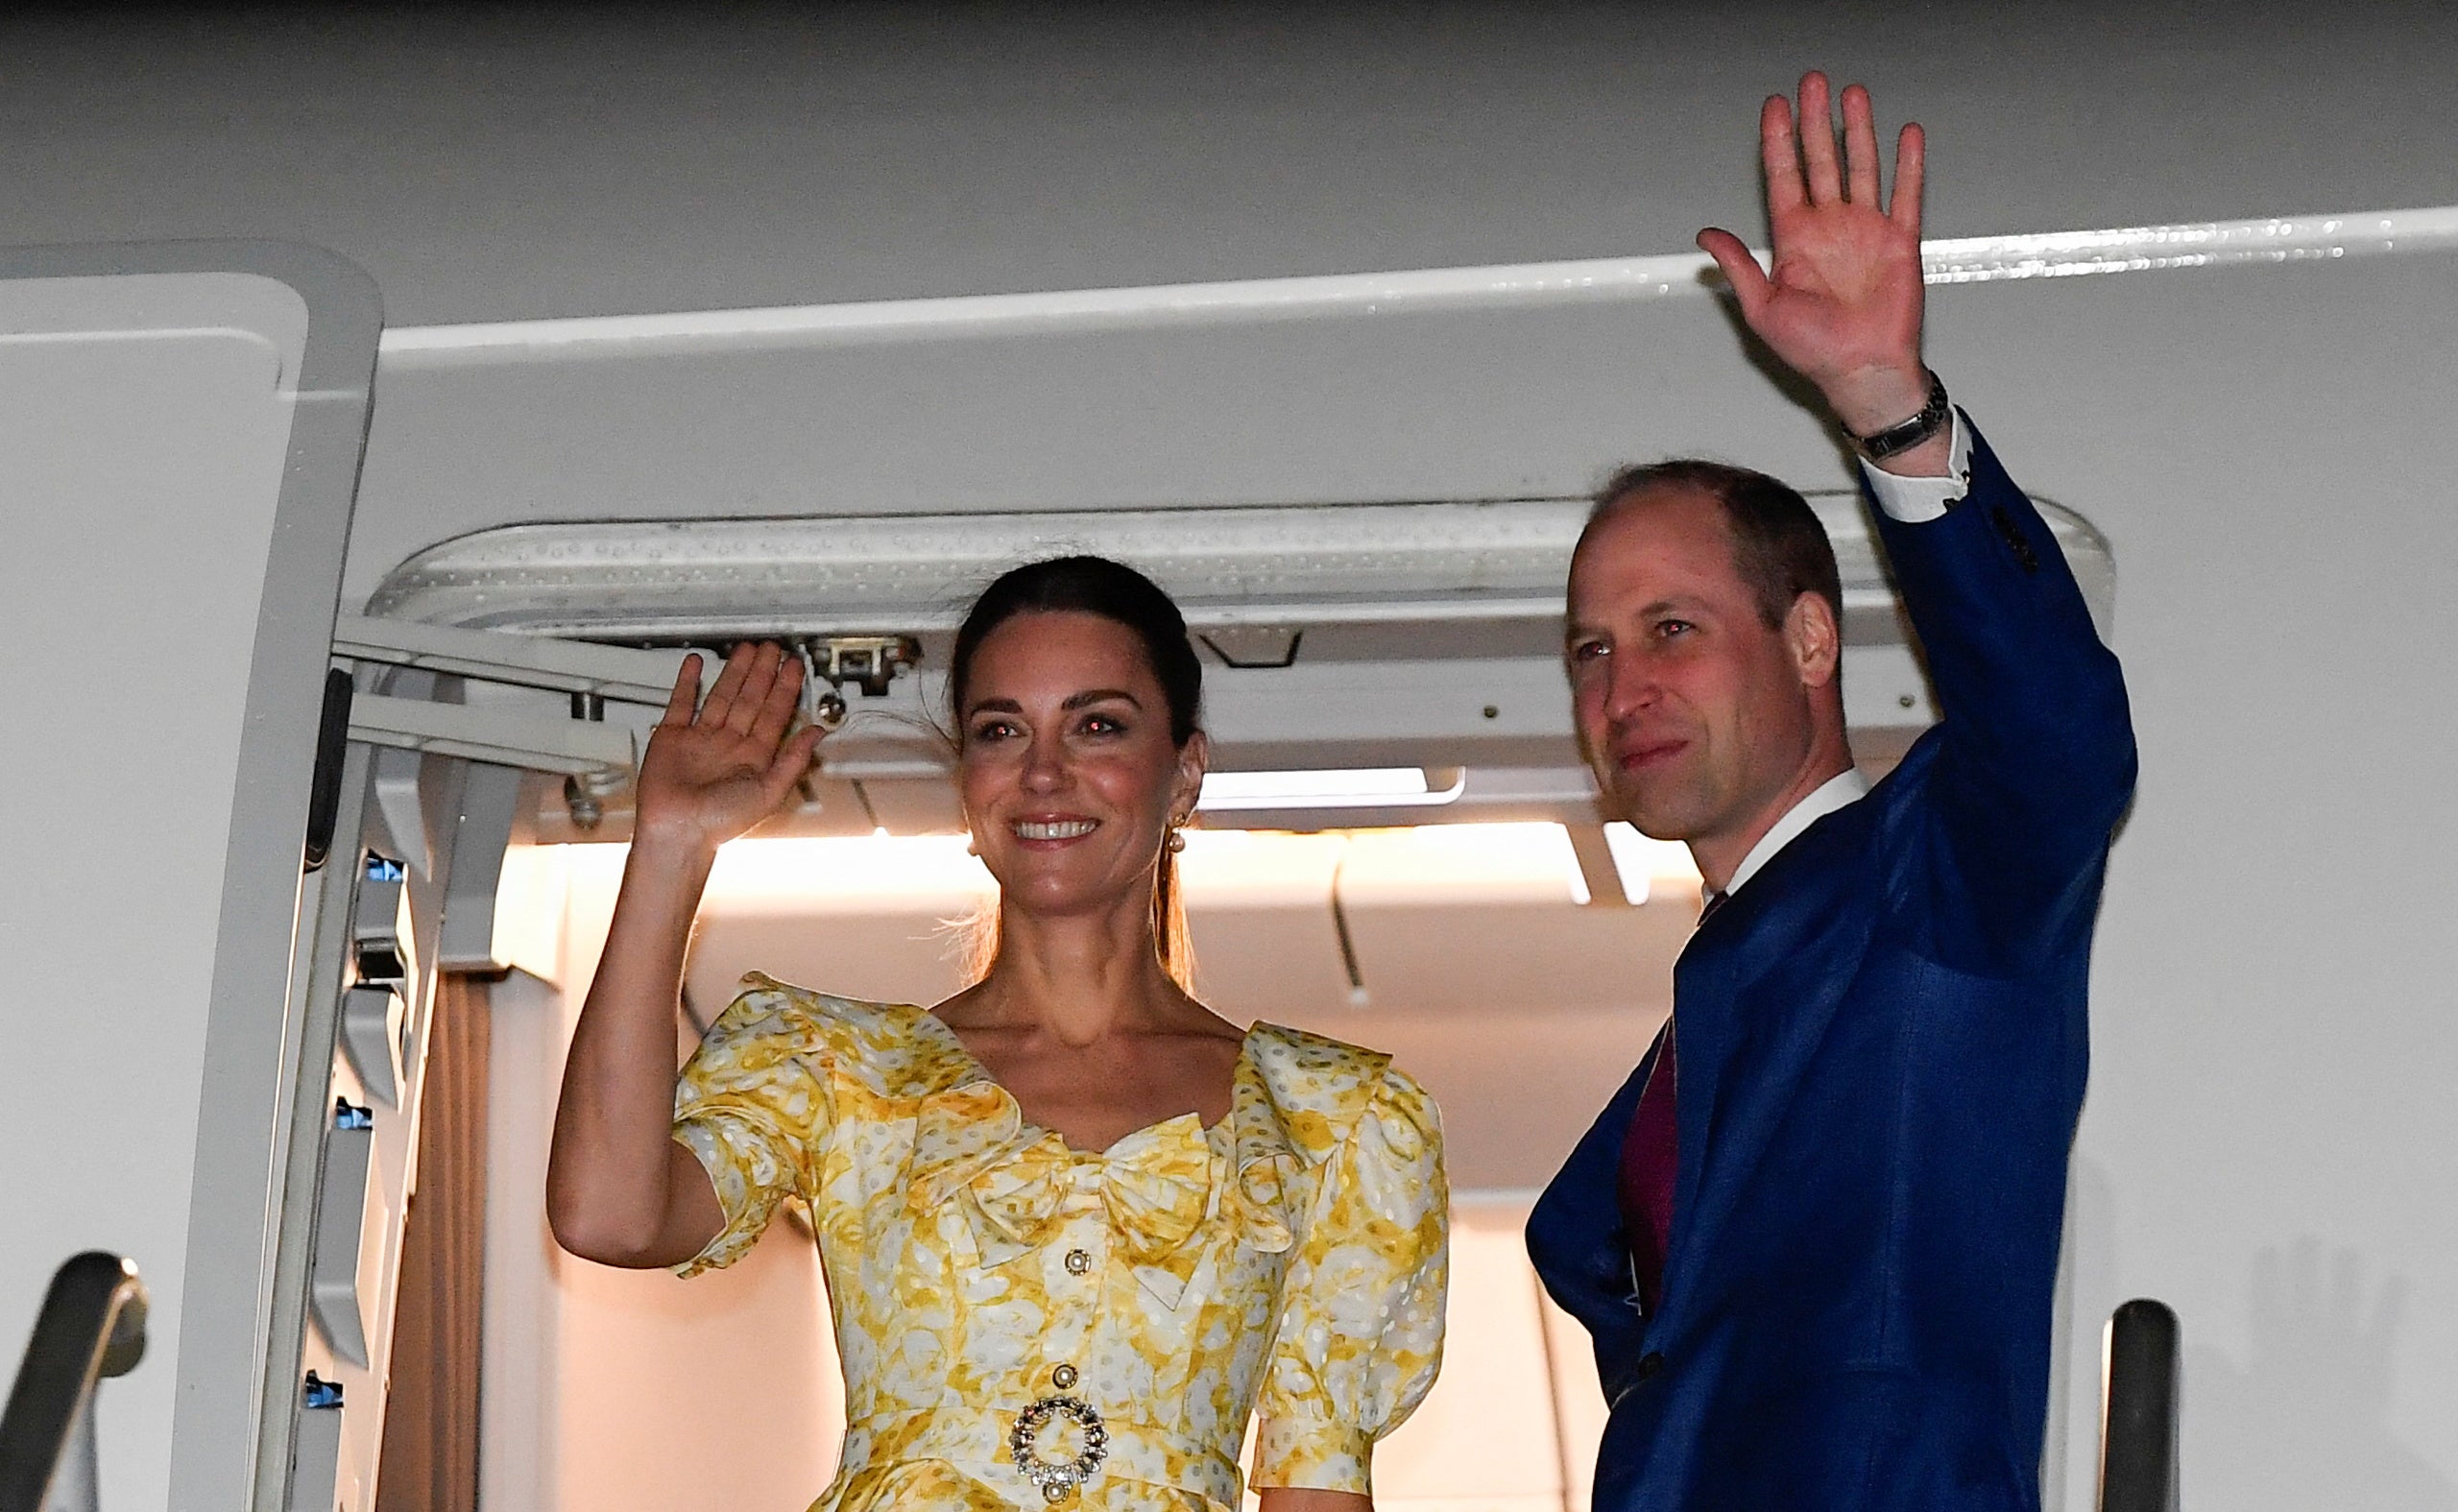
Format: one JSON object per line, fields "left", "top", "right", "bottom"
{"left": 633, "top": 642, "right": 827, "bottom": 855}
{"left": 551, "top": 644, "right": 811, "bottom": 1267}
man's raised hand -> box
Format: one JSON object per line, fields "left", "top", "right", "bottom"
{"left": 1697, "top": 72, "right": 1934, "bottom": 443}
{"left": 633, "top": 642, "right": 826, "bottom": 855}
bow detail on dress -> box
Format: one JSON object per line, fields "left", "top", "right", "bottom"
{"left": 904, "top": 1069, "right": 1300, "bottom": 1308}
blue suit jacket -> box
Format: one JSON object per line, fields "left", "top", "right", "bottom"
{"left": 1527, "top": 420, "right": 2136, "bottom": 1512}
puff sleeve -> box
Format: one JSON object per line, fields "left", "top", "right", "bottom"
{"left": 1250, "top": 1066, "right": 1450, "bottom": 1495}
{"left": 667, "top": 976, "right": 837, "bottom": 1278}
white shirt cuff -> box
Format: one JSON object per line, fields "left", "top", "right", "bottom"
{"left": 1857, "top": 410, "right": 1973, "bottom": 523}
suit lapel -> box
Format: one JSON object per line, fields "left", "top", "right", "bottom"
{"left": 1665, "top": 930, "right": 1735, "bottom": 1315}
{"left": 1660, "top": 798, "right": 1886, "bottom": 1315}
{"left": 1529, "top": 1044, "right": 1657, "bottom": 1332}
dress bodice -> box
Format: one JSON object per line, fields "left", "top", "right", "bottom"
{"left": 671, "top": 974, "right": 1448, "bottom": 1511}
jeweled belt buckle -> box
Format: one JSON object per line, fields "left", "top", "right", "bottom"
{"left": 1008, "top": 1394, "right": 1108, "bottom": 1503}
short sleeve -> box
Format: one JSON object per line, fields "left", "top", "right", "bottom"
{"left": 668, "top": 980, "right": 837, "bottom": 1278}
{"left": 1251, "top": 1067, "right": 1449, "bottom": 1495}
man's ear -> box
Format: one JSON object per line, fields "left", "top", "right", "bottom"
{"left": 1786, "top": 591, "right": 1842, "bottom": 690}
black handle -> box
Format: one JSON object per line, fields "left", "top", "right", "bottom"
{"left": 0, "top": 1253, "right": 148, "bottom": 1512}
{"left": 302, "top": 666, "right": 355, "bottom": 872}
{"left": 2099, "top": 1297, "right": 2181, "bottom": 1512}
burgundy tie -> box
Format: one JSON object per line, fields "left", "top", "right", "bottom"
{"left": 1616, "top": 1024, "right": 1678, "bottom": 1316}
{"left": 1618, "top": 891, "right": 1723, "bottom": 1315}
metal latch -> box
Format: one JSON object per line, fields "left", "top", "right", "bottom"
{"left": 799, "top": 635, "right": 922, "bottom": 729}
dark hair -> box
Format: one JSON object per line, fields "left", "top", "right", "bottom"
{"left": 951, "top": 555, "right": 1204, "bottom": 746}
{"left": 948, "top": 555, "right": 1204, "bottom": 991}
{"left": 1583, "top": 460, "right": 1843, "bottom": 630}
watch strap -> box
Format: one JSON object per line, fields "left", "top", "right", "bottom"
{"left": 1849, "top": 372, "right": 1951, "bottom": 461}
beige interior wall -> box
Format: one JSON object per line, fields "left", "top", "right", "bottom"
{"left": 486, "top": 844, "right": 1613, "bottom": 1512}
{"left": 484, "top": 848, "right": 844, "bottom": 1512}
{"left": 1364, "top": 1210, "right": 1602, "bottom": 1512}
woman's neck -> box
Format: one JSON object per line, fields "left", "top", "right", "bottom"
{"left": 952, "top": 902, "right": 1185, "bottom": 1047}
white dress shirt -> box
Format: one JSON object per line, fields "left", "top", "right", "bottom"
{"left": 1856, "top": 410, "right": 1975, "bottom": 524}
{"left": 1723, "top": 767, "right": 1873, "bottom": 897}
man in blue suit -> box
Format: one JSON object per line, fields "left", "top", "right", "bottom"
{"left": 1526, "top": 73, "right": 2136, "bottom": 1510}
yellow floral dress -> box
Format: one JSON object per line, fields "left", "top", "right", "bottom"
{"left": 670, "top": 973, "right": 1448, "bottom": 1511}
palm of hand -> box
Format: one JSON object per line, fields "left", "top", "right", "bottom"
{"left": 639, "top": 721, "right": 785, "bottom": 840}
{"left": 635, "top": 644, "right": 825, "bottom": 851}
{"left": 1753, "top": 204, "right": 1923, "bottom": 392}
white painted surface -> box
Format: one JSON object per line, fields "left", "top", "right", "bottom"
{"left": 1982, "top": 257, "right": 2458, "bottom": 1508}
{"left": 374, "top": 204, "right": 2458, "bottom": 361}
{"left": 7, "top": 8, "right": 2452, "bottom": 1504}
{"left": 452, "top": 246, "right": 2458, "bottom": 1505}
{"left": 458, "top": 234, "right": 2458, "bottom": 1502}
{"left": 5, "top": 4, "right": 2453, "bottom": 328}
{"left": 0, "top": 273, "right": 304, "bottom": 1512}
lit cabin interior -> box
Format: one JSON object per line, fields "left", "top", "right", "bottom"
{"left": 370, "top": 487, "right": 2113, "bottom": 1511}
{"left": 4, "top": 9, "right": 2456, "bottom": 1512}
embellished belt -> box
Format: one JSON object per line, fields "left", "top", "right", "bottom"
{"left": 837, "top": 1406, "right": 1242, "bottom": 1506}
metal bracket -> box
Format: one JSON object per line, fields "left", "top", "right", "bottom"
{"left": 792, "top": 633, "right": 922, "bottom": 730}
{"left": 334, "top": 614, "right": 693, "bottom": 789}
{"left": 332, "top": 614, "right": 687, "bottom": 705}
{"left": 436, "top": 763, "right": 528, "bottom": 971}
{"left": 338, "top": 612, "right": 664, "bottom": 848}
{"left": 306, "top": 1103, "right": 374, "bottom": 1367}
{"left": 333, "top": 618, "right": 930, "bottom": 837}
{"left": 335, "top": 988, "right": 405, "bottom": 1108}
{"left": 806, "top": 634, "right": 919, "bottom": 697}
{"left": 348, "top": 692, "right": 637, "bottom": 777}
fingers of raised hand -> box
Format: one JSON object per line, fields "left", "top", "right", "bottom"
{"left": 1888, "top": 122, "right": 1925, "bottom": 230}
{"left": 760, "top": 725, "right": 827, "bottom": 807}
{"left": 1842, "top": 84, "right": 1882, "bottom": 205}
{"left": 745, "top": 655, "right": 805, "bottom": 751}
{"left": 700, "top": 642, "right": 761, "bottom": 728}
{"left": 1759, "top": 91, "right": 1805, "bottom": 214}
{"left": 1697, "top": 228, "right": 1773, "bottom": 313}
{"left": 724, "top": 644, "right": 787, "bottom": 735}
{"left": 661, "top": 653, "right": 704, "bottom": 726}
{"left": 1795, "top": 72, "right": 1842, "bottom": 204}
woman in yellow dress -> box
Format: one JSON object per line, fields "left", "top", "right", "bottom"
{"left": 546, "top": 556, "right": 1448, "bottom": 1511}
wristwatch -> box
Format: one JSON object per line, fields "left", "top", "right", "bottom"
{"left": 1848, "top": 371, "right": 1951, "bottom": 461}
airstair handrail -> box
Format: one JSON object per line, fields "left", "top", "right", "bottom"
{"left": 0, "top": 1253, "right": 148, "bottom": 1512}
{"left": 2097, "top": 1297, "right": 2181, "bottom": 1512}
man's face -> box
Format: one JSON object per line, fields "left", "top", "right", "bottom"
{"left": 1565, "top": 485, "right": 1825, "bottom": 850}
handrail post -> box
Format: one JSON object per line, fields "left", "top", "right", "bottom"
{"left": 39, "top": 1399, "right": 97, "bottom": 1512}
{"left": 2098, "top": 1297, "right": 2181, "bottom": 1512}
{"left": 0, "top": 1253, "right": 149, "bottom": 1512}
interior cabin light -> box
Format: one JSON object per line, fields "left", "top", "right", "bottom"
{"left": 1602, "top": 822, "right": 1703, "bottom": 905}
{"left": 598, "top": 819, "right": 1630, "bottom": 913}
{"left": 699, "top": 832, "right": 994, "bottom": 904}
{"left": 1196, "top": 767, "right": 1466, "bottom": 811}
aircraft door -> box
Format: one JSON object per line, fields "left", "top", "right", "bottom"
{"left": 0, "top": 244, "right": 378, "bottom": 1512}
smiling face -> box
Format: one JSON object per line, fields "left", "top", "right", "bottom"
{"left": 1566, "top": 483, "right": 1843, "bottom": 874}
{"left": 957, "top": 610, "right": 1208, "bottom": 923}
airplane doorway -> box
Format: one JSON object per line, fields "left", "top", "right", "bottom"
{"left": 470, "top": 829, "right": 1670, "bottom": 1512}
